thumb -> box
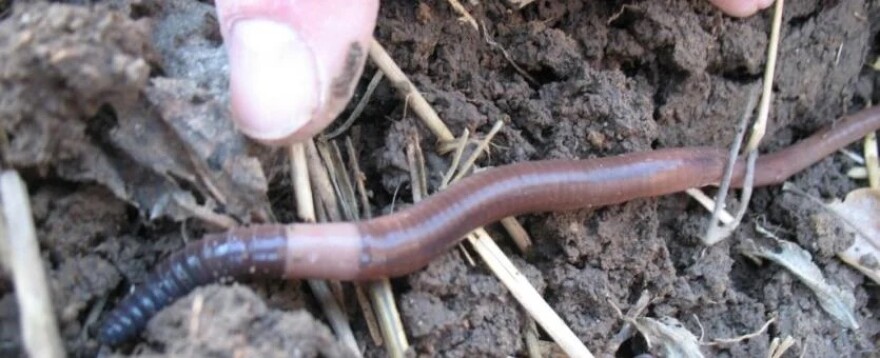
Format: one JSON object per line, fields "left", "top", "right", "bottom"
{"left": 216, "top": 0, "right": 380, "bottom": 145}
{"left": 707, "top": 0, "right": 775, "bottom": 17}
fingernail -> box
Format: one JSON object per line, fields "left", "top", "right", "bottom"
{"left": 757, "top": 0, "right": 775, "bottom": 10}
{"left": 227, "top": 19, "right": 321, "bottom": 142}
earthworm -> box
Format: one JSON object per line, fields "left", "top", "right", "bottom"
{"left": 98, "top": 106, "right": 880, "bottom": 345}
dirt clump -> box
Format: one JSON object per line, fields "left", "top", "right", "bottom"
{"left": 137, "top": 285, "right": 354, "bottom": 358}
{"left": 0, "top": 2, "right": 151, "bottom": 190}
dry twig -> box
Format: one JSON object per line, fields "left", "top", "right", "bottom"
{"left": 480, "top": 21, "right": 537, "bottom": 85}
{"left": 468, "top": 229, "right": 593, "bottom": 357}
{"left": 507, "top": 0, "right": 535, "bottom": 9}
{"left": 700, "top": 86, "right": 759, "bottom": 243}
{"left": 686, "top": 189, "right": 735, "bottom": 225}
{"left": 501, "top": 216, "right": 533, "bottom": 253}
{"left": 446, "top": 0, "right": 479, "bottom": 31}
{"left": 367, "top": 279, "right": 409, "bottom": 357}
{"left": 445, "top": 123, "right": 533, "bottom": 253}
{"left": 605, "top": 290, "right": 652, "bottom": 353}
{"left": 699, "top": 0, "right": 785, "bottom": 245}
{"left": 864, "top": 132, "right": 878, "bottom": 189}
{"left": 768, "top": 336, "right": 798, "bottom": 358}
{"left": 370, "top": 38, "right": 592, "bottom": 357}
{"left": 0, "top": 171, "right": 65, "bottom": 358}
{"left": 452, "top": 119, "right": 504, "bottom": 183}
{"left": 440, "top": 129, "right": 470, "bottom": 189}
{"left": 705, "top": 316, "right": 775, "bottom": 346}
{"left": 319, "top": 138, "right": 410, "bottom": 357}
{"left": 289, "top": 142, "right": 362, "bottom": 357}
{"left": 353, "top": 287, "right": 383, "bottom": 346}
{"left": 840, "top": 148, "right": 866, "bottom": 165}
{"left": 745, "top": 0, "right": 785, "bottom": 153}
{"left": 368, "top": 39, "right": 454, "bottom": 143}
{"left": 407, "top": 137, "right": 428, "bottom": 202}
{"left": 290, "top": 144, "right": 315, "bottom": 221}
{"left": 523, "top": 317, "right": 543, "bottom": 358}
{"left": 169, "top": 193, "right": 238, "bottom": 229}
{"left": 324, "top": 70, "right": 384, "bottom": 140}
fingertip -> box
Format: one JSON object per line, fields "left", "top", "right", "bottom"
{"left": 756, "top": 0, "right": 776, "bottom": 10}
{"left": 227, "top": 19, "right": 322, "bottom": 144}
{"left": 216, "top": 0, "right": 380, "bottom": 145}
{"left": 708, "top": 0, "right": 775, "bottom": 17}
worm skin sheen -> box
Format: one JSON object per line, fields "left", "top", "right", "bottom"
{"left": 98, "top": 105, "right": 880, "bottom": 345}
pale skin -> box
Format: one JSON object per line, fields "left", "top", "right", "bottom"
{"left": 215, "top": 0, "right": 774, "bottom": 145}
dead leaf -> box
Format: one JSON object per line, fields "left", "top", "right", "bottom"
{"left": 144, "top": 78, "right": 271, "bottom": 220}
{"left": 631, "top": 316, "right": 703, "bottom": 358}
{"left": 827, "top": 188, "right": 880, "bottom": 284}
{"left": 0, "top": 3, "right": 270, "bottom": 224}
{"left": 871, "top": 57, "right": 880, "bottom": 71}
{"left": 740, "top": 238, "right": 859, "bottom": 329}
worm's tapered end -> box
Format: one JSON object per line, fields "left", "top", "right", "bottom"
{"left": 97, "top": 321, "right": 128, "bottom": 346}
{"left": 97, "top": 306, "right": 143, "bottom": 346}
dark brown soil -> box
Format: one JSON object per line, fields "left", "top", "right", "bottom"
{"left": 1, "top": 0, "right": 878, "bottom": 357}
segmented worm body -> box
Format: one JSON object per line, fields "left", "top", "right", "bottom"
{"left": 99, "top": 106, "right": 880, "bottom": 345}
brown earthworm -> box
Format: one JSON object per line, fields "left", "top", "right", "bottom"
{"left": 98, "top": 106, "right": 880, "bottom": 345}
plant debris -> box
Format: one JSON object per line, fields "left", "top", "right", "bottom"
{"left": 740, "top": 235, "right": 859, "bottom": 330}
{"left": 827, "top": 188, "right": 880, "bottom": 284}
{"left": 0, "top": 2, "right": 270, "bottom": 223}
{"left": 631, "top": 316, "right": 703, "bottom": 358}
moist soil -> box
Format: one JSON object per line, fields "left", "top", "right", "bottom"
{"left": 1, "top": 0, "right": 879, "bottom": 357}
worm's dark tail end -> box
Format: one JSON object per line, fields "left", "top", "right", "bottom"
{"left": 97, "top": 226, "right": 288, "bottom": 345}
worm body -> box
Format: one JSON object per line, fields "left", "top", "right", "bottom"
{"left": 99, "top": 106, "right": 880, "bottom": 345}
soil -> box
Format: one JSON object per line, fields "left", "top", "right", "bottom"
{"left": 0, "top": 0, "right": 878, "bottom": 357}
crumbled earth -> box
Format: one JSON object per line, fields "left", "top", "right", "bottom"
{"left": 0, "top": 0, "right": 878, "bottom": 357}
{"left": 138, "top": 285, "right": 354, "bottom": 358}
